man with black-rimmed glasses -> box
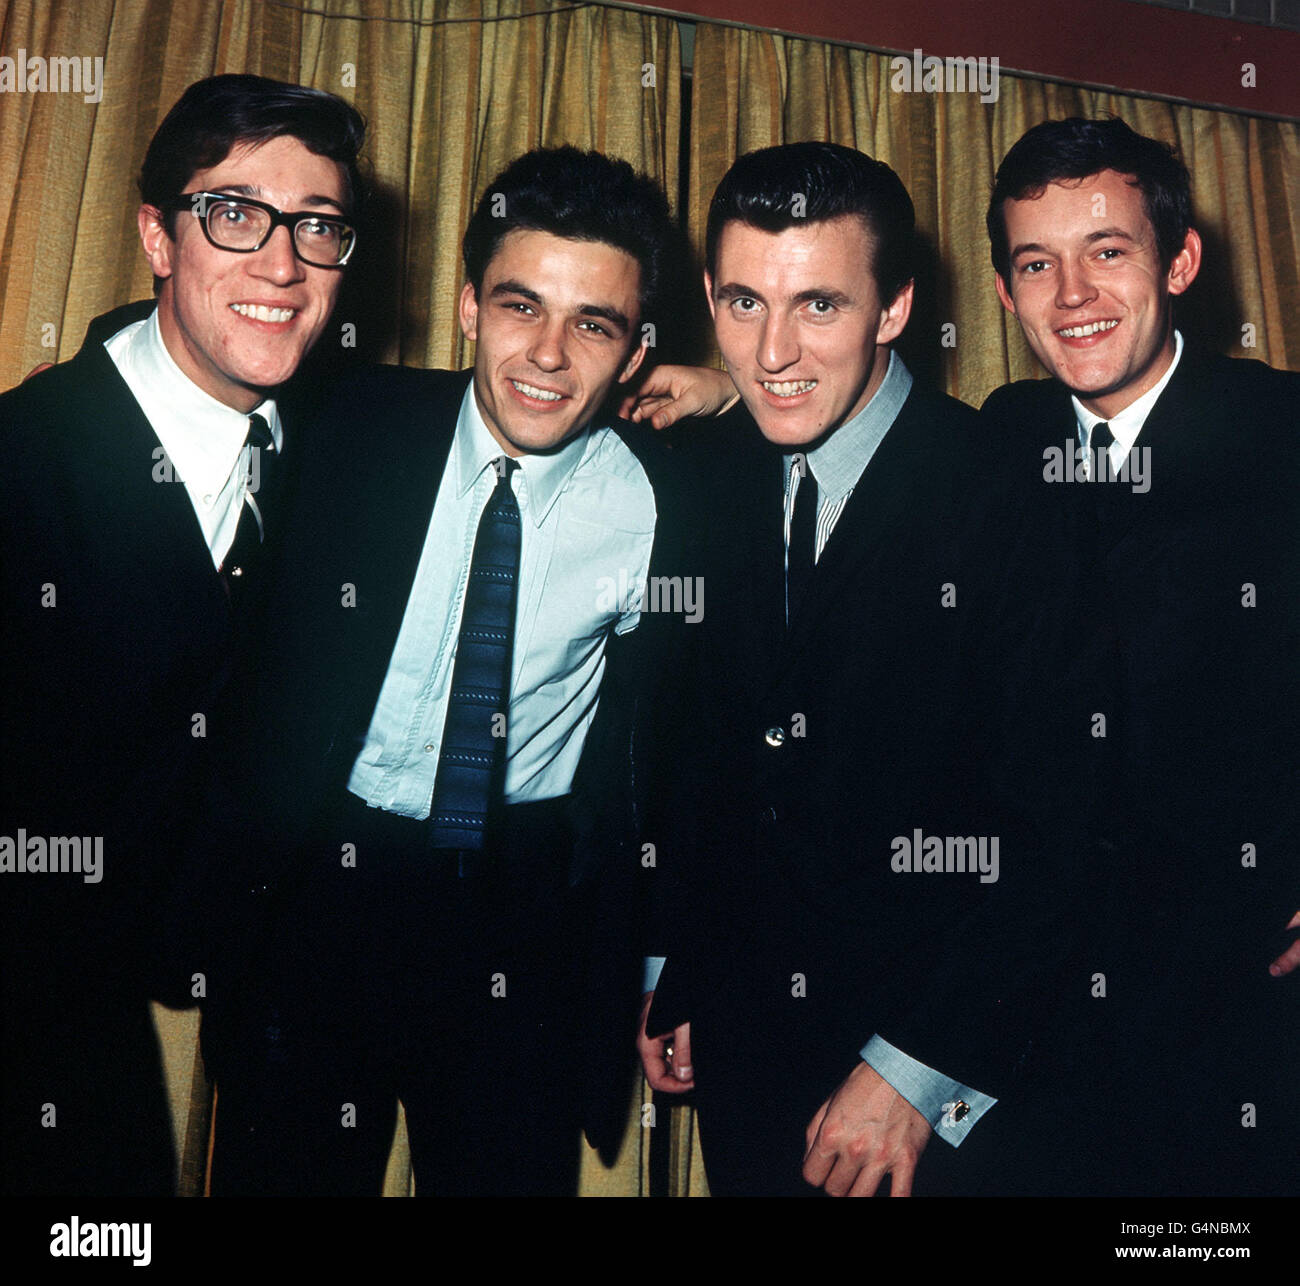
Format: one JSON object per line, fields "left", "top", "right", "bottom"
{"left": 0, "top": 73, "right": 364, "bottom": 1195}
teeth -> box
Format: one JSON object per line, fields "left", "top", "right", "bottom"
{"left": 1058, "top": 320, "right": 1118, "bottom": 338}
{"left": 762, "top": 380, "right": 817, "bottom": 397}
{"left": 230, "top": 304, "right": 296, "bottom": 323}
{"left": 511, "top": 380, "right": 563, "bottom": 402}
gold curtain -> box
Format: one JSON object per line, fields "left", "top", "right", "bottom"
{"left": 689, "top": 23, "right": 1300, "bottom": 407}
{"left": 0, "top": 0, "right": 681, "bottom": 386}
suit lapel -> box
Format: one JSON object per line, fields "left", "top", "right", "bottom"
{"left": 71, "top": 328, "right": 231, "bottom": 630}
{"left": 776, "top": 388, "right": 930, "bottom": 683}
{"left": 313, "top": 368, "right": 468, "bottom": 742}
{"left": 732, "top": 427, "right": 788, "bottom": 687}
{"left": 1088, "top": 348, "right": 1214, "bottom": 553}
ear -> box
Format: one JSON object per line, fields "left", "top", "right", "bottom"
{"left": 458, "top": 280, "right": 480, "bottom": 343}
{"left": 617, "top": 334, "right": 650, "bottom": 385}
{"left": 1165, "top": 227, "right": 1202, "bottom": 298}
{"left": 994, "top": 272, "right": 1018, "bottom": 317}
{"left": 875, "top": 279, "right": 914, "bottom": 346}
{"left": 704, "top": 271, "right": 718, "bottom": 322}
{"left": 138, "top": 205, "right": 174, "bottom": 281}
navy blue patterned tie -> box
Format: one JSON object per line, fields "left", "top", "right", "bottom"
{"left": 428, "top": 458, "right": 521, "bottom": 864}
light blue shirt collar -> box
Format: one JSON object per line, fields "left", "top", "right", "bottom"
{"left": 796, "top": 349, "right": 913, "bottom": 498}
{"left": 453, "top": 382, "right": 592, "bottom": 527}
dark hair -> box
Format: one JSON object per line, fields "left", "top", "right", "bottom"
{"left": 139, "top": 74, "right": 368, "bottom": 226}
{"left": 704, "top": 141, "right": 916, "bottom": 304}
{"left": 987, "top": 117, "right": 1192, "bottom": 282}
{"left": 461, "top": 146, "right": 676, "bottom": 327}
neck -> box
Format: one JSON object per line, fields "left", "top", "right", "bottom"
{"left": 1078, "top": 329, "right": 1177, "bottom": 421}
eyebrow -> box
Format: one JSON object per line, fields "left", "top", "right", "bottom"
{"left": 210, "top": 183, "right": 346, "bottom": 213}
{"left": 714, "top": 282, "right": 856, "bottom": 308}
{"left": 489, "top": 279, "right": 630, "bottom": 333}
{"left": 1010, "top": 227, "right": 1140, "bottom": 259}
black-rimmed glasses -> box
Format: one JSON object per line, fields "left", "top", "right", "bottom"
{"left": 165, "top": 191, "right": 357, "bottom": 267}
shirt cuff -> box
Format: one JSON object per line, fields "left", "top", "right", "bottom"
{"left": 860, "top": 1035, "right": 996, "bottom": 1148}
{"left": 642, "top": 955, "right": 666, "bottom": 994}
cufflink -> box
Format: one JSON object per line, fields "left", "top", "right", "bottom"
{"left": 941, "top": 1100, "right": 970, "bottom": 1127}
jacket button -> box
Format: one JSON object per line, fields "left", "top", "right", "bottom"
{"left": 764, "top": 726, "right": 786, "bottom": 747}
{"left": 759, "top": 805, "right": 777, "bottom": 823}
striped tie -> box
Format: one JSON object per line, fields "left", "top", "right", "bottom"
{"left": 427, "top": 457, "right": 521, "bottom": 866}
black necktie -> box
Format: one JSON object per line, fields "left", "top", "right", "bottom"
{"left": 786, "top": 461, "right": 817, "bottom": 629}
{"left": 1090, "top": 421, "right": 1115, "bottom": 476}
{"left": 223, "top": 413, "right": 276, "bottom": 603}
{"left": 428, "top": 458, "right": 522, "bottom": 866}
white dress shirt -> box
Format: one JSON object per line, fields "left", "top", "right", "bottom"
{"left": 104, "top": 309, "right": 281, "bottom": 568}
{"left": 1073, "top": 329, "right": 1184, "bottom": 470}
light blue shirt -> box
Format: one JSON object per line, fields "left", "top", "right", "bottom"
{"left": 782, "top": 347, "right": 912, "bottom": 565}
{"left": 647, "top": 351, "right": 993, "bottom": 1145}
{"left": 347, "top": 383, "right": 656, "bottom": 815}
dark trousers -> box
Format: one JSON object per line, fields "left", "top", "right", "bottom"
{"left": 210, "top": 791, "right": 591, "bottom": 1196}
{"left": 1, "top": 978, "right": 174, "bottom": 1197}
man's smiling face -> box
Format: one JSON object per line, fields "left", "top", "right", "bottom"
{"left": 139, "top": 134, "right": 348, "bottom": 412}
{"left": 458, "top": 229, "right": 648, "bottom": 458}
{"left": 995, "top": 168, "right": 1200, "bottom": 419}
{"left": 706, "top": 215, "right": 912, "bottom": 448}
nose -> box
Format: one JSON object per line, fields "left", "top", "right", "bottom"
{"left": 758, "top": 311, "right": 799, "bottom": 373}
{"left": 1055, "top": 257, "right": 1098, "bottom": 311}
{"left": 249, "top": 223, "right": 305, "bottom": 284}
{"left": 527, "top": 316, "right": 569, "bottom": 372}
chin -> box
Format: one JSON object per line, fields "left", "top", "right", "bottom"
{"left": 226, "top": 347, "right": 303, "bottom": 387}
{"left": 504, "top": 422, "right": 576, "bottom": 455}
{"left": 1054, "top": 363, "right": 1124, "bottom": 398}
{"left": 750, "top": 415, "right": 826, "bottom": 448}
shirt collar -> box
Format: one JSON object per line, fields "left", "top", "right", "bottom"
{"left": 1072, "top": 329, "right": 1183, "bottom": 454}
{"left": 790, "top": 349, "right": 913, "bottom": 500}
{"left": 107, "top": 308, "right": 281, "bottom": 488}
{"left": 453, "top": 381, "right": 592, "bottom": 527}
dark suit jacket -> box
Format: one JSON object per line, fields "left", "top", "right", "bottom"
{"left": 979, "top": 350, "right": 1299, "bottom": 1194}
{"left": 197, "top": 364, "right": 674, "bottom": 1160}
{"left": 0, "top": 302, "right": 269, "bottom": 1194}
{"left": 646, "top": 382, "right": 1101, "bottom": 1132}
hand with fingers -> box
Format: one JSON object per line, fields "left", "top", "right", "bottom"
{"left": 802, "top": 1060, "right": 930, "bottom": 1197}
{"left": 1268, "top": 910, "right": 1300, "bottom": 978}
{"left": 617, "top": 365, "right": 738, "bottom": 431}
{"left": 637, "top": 991, "right": 694, "bottom": 1092}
